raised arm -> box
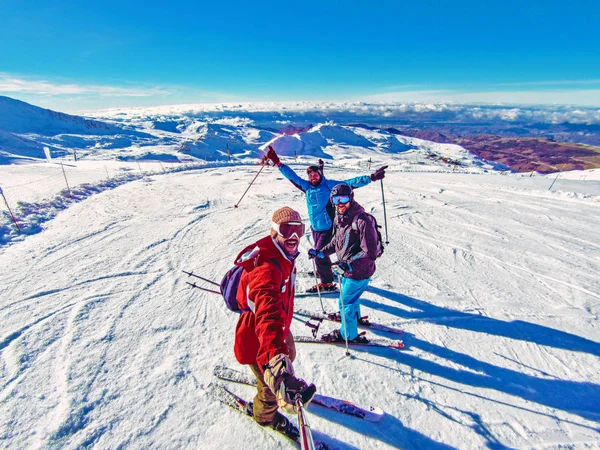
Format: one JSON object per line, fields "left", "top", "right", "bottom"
{"left": 264, "top": 146, "right": 310, "bottom": 192}
{"left": 331, "top": 165, "right": 388, "bottom": 190}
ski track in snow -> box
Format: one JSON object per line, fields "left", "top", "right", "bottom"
{"left": 0, "top": 164, "right": 599, "bottom": 449}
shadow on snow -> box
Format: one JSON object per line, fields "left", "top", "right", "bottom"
{"left": 307, "top": 403, "right": 455, "bottom": 450}
{"left": 358, "top": 286, "right": 600, "bottom": 424}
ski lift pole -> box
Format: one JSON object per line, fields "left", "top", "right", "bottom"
{"left": 234, "top": 161, "right": 267, "bottom": 208}
{"left": 0, "top": 186, "right": 21, "bottom": 234}
{"left": 380, "top": 179, "right": 389, "bottom": 244}
{"left": 311, "top": 258, "right": 326, "bottom": 314}
{"left": 295, "top": 395, "right": 316, "bottom": 450}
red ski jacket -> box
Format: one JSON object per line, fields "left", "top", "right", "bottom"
{"left": 233, "top": 236, "right": 297, "bottom": 370}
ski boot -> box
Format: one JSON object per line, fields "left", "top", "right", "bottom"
{"left": 272, "top": 412, "right": 300, "bottom": 441}
{"left": 357, "top": 315, "right": 371, "bottom": 326}
{"left": 321, "top": 329, "right": 344, "bottom": 342}
{"left": 306, "top": 282, "right": 338, "bottom": 294}
{"left": 351, "top": 332, "right": 369, "bottom": 344}
{"left": 327, "top": 312, "right": 342, "bottom": 322}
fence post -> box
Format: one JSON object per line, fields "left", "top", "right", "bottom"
{"left": 0, "top": 186, "right": 21, "bottom": 233}
{"left": 548, "top": 163, "right": 567, "bottom": 191}
{"left": 60, "top": 162, "right": 73, "bottom": 198}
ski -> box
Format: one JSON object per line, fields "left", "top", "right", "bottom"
{"left": 295, "top": 290, "right": 339, "bottom": 298}
{"left": 294, "top": 308, "right": 404, "bottom": 335}
{"left": 214, "top": 365, "right": 384, "bottom": 422}
{"left": 211, "top": 383, "right": 332, "bottom": 449}
{"left": 295, "top": 334, "right": 405, "bottom": 350}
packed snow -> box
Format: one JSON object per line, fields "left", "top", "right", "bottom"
{"left": 1, "top": 150, "right": 599, "bottom": 448}
{"left": 1, "top": 96, "right": 600, "bottom": 448}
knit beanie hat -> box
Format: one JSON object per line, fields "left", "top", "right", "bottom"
{"left": 306, "top": 165, "right": 323, "bottom": 176}
{"left": 272, "top": 206, "right": 302, "bottom": 225}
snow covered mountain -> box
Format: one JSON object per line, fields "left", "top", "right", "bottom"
{"left": 0, "top": 96, "right": 500, "bottom": 170}
{"left": 0, "top": 96, "right": 119, "bottom": 135}
{"left": 0, "top": 129, "right": 45, "bottom": 163}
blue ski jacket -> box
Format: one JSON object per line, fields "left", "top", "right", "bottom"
{"left": 278, "top": 164, "right": 371, "bottom": 232}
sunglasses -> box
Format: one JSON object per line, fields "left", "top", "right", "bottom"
{"left": 271, "top": 221, "right": 305, "bottom": 239}
{"left": 331, "top": 195, "right": 351, "bottom": 205}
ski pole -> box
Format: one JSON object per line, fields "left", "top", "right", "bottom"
{"left": 311, "top": 258, "right": 326, "bottom": 314}
{"left": 295, "top": 395, "right": 316, "bottom": 450}
{"left": 186, "top": 281, "right": 221, "bottom": 295}
{"left": 182, "top": 270, "right": 220, "bottom": 286}
{"left": 333, "top": 268, "right": 351, "bottom": 357}
{"left": 234, "top": 161, "right": 267, "bottom": 208}
{"left": 380, "top": 179, "right": 389, "bottom": 244}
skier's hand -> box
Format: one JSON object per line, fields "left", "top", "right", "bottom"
{"left": 264, "top": 354, "right": 316, "bottom": 414}
{"left": 263, "top": 146, "right": 281, "bottom": 166}
{"left": 370, "top": 165, "right": 388, "bottom": 181}
{"left": 308, "top": 248, "right": 324, "bottom": 259}
{"left": 338, "top": 261, "right": 352, "bottom": 273}
{"left": 318, "top": 158, "right": 324, "bottom": 170}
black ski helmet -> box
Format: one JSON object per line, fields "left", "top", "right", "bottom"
{"left": 330, "top": 183, "right": 354, "bottom": 203}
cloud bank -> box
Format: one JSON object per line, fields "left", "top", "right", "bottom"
{"left": 0, "top": 73, "right": 168, "bottom": 97}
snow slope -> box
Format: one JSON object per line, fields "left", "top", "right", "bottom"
{"left": 1, "top": 159, "right": 599, "bottom": 449}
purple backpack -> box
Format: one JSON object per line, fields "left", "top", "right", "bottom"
{"left": 219, "top": 259, "right": 283, "bottom": 313}
{"left": 220, "top": 266, "right": 249, "bottom": 313}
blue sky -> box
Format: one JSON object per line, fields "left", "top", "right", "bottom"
{"left": 1, "top": 0, "right": 599, "bottom": 111}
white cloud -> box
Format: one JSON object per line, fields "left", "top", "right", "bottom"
{"left": 495, "top": 79, "right": 600, "bottom": 87}
{"left": 0, "top": 73, "right": 169, "bottom": 97}
{"left": 359, "top": 88, "right": 600, "bottom": 106}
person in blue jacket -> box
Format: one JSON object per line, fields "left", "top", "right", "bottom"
{"left": 263, "top": 146, "right": 387, "bottom": 292}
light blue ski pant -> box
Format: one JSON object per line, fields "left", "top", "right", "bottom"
{"left": 338, "top": 277, "right": 371, "bottom": 340}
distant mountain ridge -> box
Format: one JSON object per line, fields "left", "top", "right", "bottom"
{"left": 1, "top": 96, "right": 597, "bottom": 174}
{"left": 0, "top": 96, "right": 119, "bottom": 135}
{"left": 0, "top": 96, "right": 153, "bottom": 164}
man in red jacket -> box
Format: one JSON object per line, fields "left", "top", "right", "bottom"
{"left": 233, "top": 206, "right": 316, "bottom": 439}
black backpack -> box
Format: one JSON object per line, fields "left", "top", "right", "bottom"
{"left": 351, "top": 212, "right": 384, "bottom": 258}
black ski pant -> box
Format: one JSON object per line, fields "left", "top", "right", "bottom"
{"left": 312, "top": 227, "right": 334, "bottom": 284}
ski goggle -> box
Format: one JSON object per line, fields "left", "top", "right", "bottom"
{"left": 306, "top": 166, "right": 321, "bottom": 175}
{"left": 271, "top": 221, "right": 305, "bottom": 239}
{"left": 331, "top": 195, "right": 351, "bottom": 205}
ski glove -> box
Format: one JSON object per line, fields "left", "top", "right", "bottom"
{"left": 318, "top": 159, "right": 324, "bottom": 170}
{"left": 264, "top": 146, "right": 281, "bottom": 166}
{"left": 337, "top": 261, "right": 352, "bottom": 273}
{"left": 308, "top": 248, "right": 325, "bottom": 259}
{"left": 370, "top": 165, "right": 388, "bottom": 182}
{"left": 264, "top": 354, "right": 316, "bottom": 414}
